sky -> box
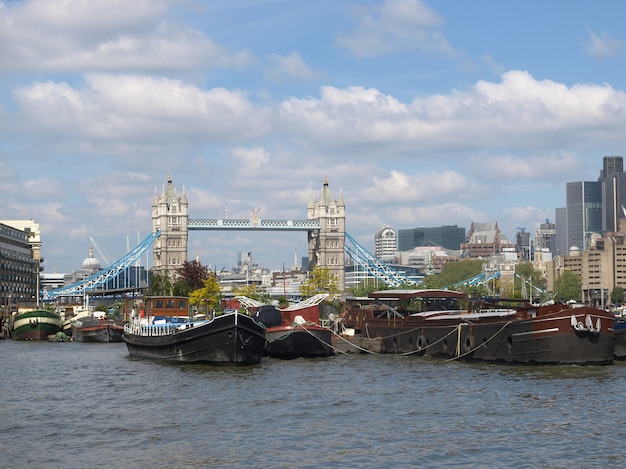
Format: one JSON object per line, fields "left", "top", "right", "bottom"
{"left": 2, "top": 0, "right": 626, "bottom": 274}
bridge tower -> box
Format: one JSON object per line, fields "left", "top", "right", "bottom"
{"left": 307, "top": 178, "right": 345, "bottom": 292}
{"left": 152, "top": 175, "right": 188, "bottom": 277}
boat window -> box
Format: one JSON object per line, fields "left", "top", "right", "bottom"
{"left": 155, "top": 300, "right": 164, "bottom": 309}
{"left": 178, "top": 300, "right": 187, "bottom": 309}
{"left": 166, "top": 300, "right": 175, "bottom": 309}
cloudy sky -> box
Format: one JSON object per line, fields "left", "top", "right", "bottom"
{"left": 2, "top": 0, "right": 626, "bottom": 274}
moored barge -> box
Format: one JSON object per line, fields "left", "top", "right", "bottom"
{"left": 340, "top": 290, "right": 615, "bottom": 365}
{"left": 122, "top": 296, "right": 266, "bottom": 366}
{"left": 12, "top": 309, "right": 62, "bottom": 340}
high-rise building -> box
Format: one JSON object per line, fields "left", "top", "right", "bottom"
{"left": 557, "top": 157, "right": 626, "bottom": 255}
{"left": 599, "top": 155, "right": 626, "bottom": 233}
{"left": 238, "top": 251, "right": 251, "bottom": 267}
{"left": 534, "top": 219, "right": 557, "bottom": 258}
{"left": 374, "top": 225, "right": 397, "bottom": 259}
{"left": 565, "top": 181, "right": 602, "bottom": 252}
{"left": 516, "top": 229, "right": 531, "bottom": 261}
{"left": 397, "top": 225, "right": 465, "bottom": 251}
{"left": 555, "top": 207, "right": 567, "bottom": 256}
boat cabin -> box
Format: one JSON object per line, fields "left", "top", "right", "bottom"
{"left": 143, "top": 296, "right": 190, "bottom": 322}
{"left": 345, "top": 290, "right": 467, "bottom": 317}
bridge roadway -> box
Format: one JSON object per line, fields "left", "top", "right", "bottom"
{"left": 187, "top": 218, "right": 320, "bottom": 231}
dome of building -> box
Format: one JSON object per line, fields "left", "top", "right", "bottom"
{"left": 374, "top": 224, "right": 398, "bottom": 259}
{"left": 375, "top": 224, "right": 396, "bottom": 239}
{"left": 82, "top": 244, "right": 101, "bottom": 272}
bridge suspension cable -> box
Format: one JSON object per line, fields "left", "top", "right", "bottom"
{"left": 451, "top": 270, "right": 501, "bottom": 288}
{"left": 44, "top": 231, "right": 161, "bottom": 301}
{"left": 344, "top": 232, "right": 416, "bottom": 287}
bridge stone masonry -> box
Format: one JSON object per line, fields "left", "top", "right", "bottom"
{"left": 152, "top": 175, "right": 346, "bottom": 291}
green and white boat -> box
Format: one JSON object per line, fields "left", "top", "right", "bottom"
{"left": 12, "top": 309, "right": 62, "bottom": 340}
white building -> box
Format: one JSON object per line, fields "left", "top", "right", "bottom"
{"left": 374, "top": 225, "right": 397, "bottom": 260}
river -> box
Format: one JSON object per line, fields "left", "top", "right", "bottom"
{"left": 1, "top": 339, "right": 625, "bottom": 468}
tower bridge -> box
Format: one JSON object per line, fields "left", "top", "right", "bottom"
{"left": 46, "top": 175, "right": 421, "bottom": 301}
{"left": 153, "top": 175, "right": 348, "bottom": 290}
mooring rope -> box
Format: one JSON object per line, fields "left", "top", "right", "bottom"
{"left": 399, "top": 326, "right": 460, "bottom": 356}
{"left": 328, "top": 328, "right": 384, "bottom": 355}
{"left": 440, "top": 320, "right": 513, "bottom": 363}
{"left": 327, "top": 317, "right": 514, "bottom": 361}
{"left": 278, "top": 323, "right": 359, "bottom": 356}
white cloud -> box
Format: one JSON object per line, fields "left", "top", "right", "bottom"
{"left": 13, "top": 74, "right": 273, "bottom": 145}
{"left": 583, "top": 29, "right": 626, "bottom": 59}
{"left": 360, "top": 169, "right": 478, "bottom": 204}
{"left": 265, "top": 52, "right": 322, "bottom": 82}
{"left": 0, "top": 0, "right": 254, "bottom": 73}
{"left": 280, "top": 70, "right": 626, "bottom": 154}
{"left": 335, "top": 0, "right": 454, "bottom": 58}
{"left": 465, "top": 152, "right": 584, "bottom": 181}
{"left": 14, "top": 69, "right": 626, "bottom": 167}
{"left": 230, "top": 147, "right": 271, "bottom": 179}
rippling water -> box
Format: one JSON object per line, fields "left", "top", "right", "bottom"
{"left": 2, "top": 339, "right": 625, "bottom": 468}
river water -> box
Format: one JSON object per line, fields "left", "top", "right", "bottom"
{"left": 1, "top": 339, "right": 625, "bottom": 469}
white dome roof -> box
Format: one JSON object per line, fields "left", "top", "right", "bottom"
{"left": 82, "top": 244, "right": 101, "bottom": 272}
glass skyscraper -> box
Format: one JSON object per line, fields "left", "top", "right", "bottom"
{"left": 599, "top": 156, "right": 626, "bottom": 233}
{"left": 565, "top": 181, "right": 602, "bottom": 251}
{"left": 398, "top": 225, "right": 466, "bottom": 251}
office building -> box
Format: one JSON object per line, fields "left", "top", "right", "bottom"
{"left": 0, "top": 222, "right": 38, "bottom": 311}
{"left": 599, "top": 156, "right": 626, "bottom": 233}
{"left": 515, "top": 229, "right": 531, "bottom": 261}
{"left": 398, "top": 225, "right": 465, "bottom": 251}
{"left": 565, "top": 181, "right": 602, "bottom": 252}
{"left": 534, "top": 219, "right": 557, "bottom": 258}
{"left": 374, "top": 225, "right": 397, "bottom": 259}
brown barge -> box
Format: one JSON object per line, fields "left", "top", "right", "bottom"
{"left": 339, "top": 289, "right": 615, "bottom": 365}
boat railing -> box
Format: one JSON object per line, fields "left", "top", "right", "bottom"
{"left": 124, "top": 321, "right": 180, "bottom": 337}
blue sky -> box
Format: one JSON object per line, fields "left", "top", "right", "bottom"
{"left": 2, "top": 0, "right": 626, "bottom": 274}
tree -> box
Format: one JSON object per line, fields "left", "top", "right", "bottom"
{"left": 611, "top": 286, "right": 625, "bottom": 306}
{"left": 557, "top": 269, "right": 582, "bottom": 302}
{"left": 189, "top": 274, "right": 222, "bottom": 316}
{"left": 419, "top": 259, "right": 484, "bottom": 290}
{"left": 147, "top": 270, "right": 173, "bottom": 296}
{"left": 173, "top": 260, "right": 209, "bottom": 297}
{"left": 300, "top": 266, "right": 340, "bottom": 298}
{"left": 457, "top": 283, "right": 491, "bottom": 298}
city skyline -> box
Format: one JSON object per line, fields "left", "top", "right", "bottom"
{"left": 2, "top": 1, "right": 626, "bottom": 273}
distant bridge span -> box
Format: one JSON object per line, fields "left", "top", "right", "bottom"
{"left": 187, "top": 218, "right": 320, "bottom": 231}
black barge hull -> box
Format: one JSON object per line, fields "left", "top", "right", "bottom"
{"left": 123, "top": 313, "right": 266, "bottom": 366}
{"left": 266, "top": 325, "right": 335, "bottom": 359}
